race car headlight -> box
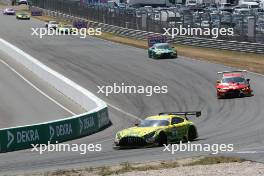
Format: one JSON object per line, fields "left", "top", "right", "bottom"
{"left": 218, "top": 88, "right": 228, "bottom": 91}
{"left": 242, "top": 87, "right": 249, "bottom": 91}
{"left": 115, "top": 133, "right": 121, "bottom": 142}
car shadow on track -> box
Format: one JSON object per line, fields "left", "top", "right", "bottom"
{"left": 113, "top": 138, "right": 207, "bottom": 151}
{"left": 218, "top": 94, "right": 254, "bottom": 100}
{"left": 151, "top": 57, "right": 178, "bottom": 60}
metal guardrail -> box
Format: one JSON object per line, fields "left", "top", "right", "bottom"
{"left": 39, "top": 8, "right": 264, "bottom": 54}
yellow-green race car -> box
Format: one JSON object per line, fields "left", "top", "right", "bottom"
{"left": 16, "top": 11, "right": 30, "bottom": 20}
{"left": 114, "top": 111, "right": 201, "bottom": 148}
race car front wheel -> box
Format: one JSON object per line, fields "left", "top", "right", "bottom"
{"left": 157, "top": 132, "right": 167, "bottom": 146}
{"left": 188, "top": 126, "right": 197, "bottom": 141}
{"left": 148, "top": 52, "right": 152, "bottom": 58}
{"left": 153, "top": 54, "right": 159, "bottom": 59}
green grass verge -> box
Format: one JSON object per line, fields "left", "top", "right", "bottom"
{"left": 96, "top": 161, "right": 179, "bottom": 176}
{"left": 185, "top": 156, "right": 245, "bottom": 166}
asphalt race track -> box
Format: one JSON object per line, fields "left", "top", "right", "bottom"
{"left": 0, "top": 53, "right": 75, "bottom": 128}
{"left": 0, "top": 12, "right": 264, "bottom": 175}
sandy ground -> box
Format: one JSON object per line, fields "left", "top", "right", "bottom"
{"left": 116, "top": 162, "right": 264, "bottom": 176}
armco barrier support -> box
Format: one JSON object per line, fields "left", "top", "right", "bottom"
{"left": 0, "top": 39, "right": 110, "bottom": 153}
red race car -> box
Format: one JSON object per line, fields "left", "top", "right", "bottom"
{"left": 216, "top": 70, "right": 253, "bottom": 99}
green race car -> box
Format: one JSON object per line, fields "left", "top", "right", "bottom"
{"left": 16, "top": 11, "right": 30, "bottom": 20}
{"left": 148, "top": 43, "right": 177, "bottom": 59}
{"left": 114, "top": 111, "right": 200, "bottom": 148}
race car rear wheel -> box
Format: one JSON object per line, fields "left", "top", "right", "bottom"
{"left": 188, "top": 126, "right": 197, "bottom": 141}
{"left": 157, "top": 132, "right": 167, "bottom": 146}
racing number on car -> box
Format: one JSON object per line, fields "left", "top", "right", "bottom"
{"left": 171, "top": 128, "right": 177, "bottom": 136}
{"left": 171, "top": 117, "right": 185, "bottom": 140}
{"left": 176, "top": 126, "right": 186, "bottom": 138}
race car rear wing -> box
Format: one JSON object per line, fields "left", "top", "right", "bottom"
{"left": 159, "top": 111, "right": 201, "bottom": 119}
{"left": 217, "top": 70, "right": 247, "bottom": 75}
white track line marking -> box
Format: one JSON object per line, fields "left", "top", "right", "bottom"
{"left": 0, "top": 59, "right": 76, "bottom": 116}
{"left": 107, "top": 103, "right": 141, "bottom": 120}
{"left": 235, "top": 151, "right": 264, "bottom": 154}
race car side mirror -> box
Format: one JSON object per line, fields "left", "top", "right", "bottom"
{"left": 247, "top": 78, "right": 250, "bottom": 82}
{"left": 216, "top": 80, "right": 220, "bottom": 84}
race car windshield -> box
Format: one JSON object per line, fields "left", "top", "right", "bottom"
{"left": 222, "top": 77, "right": 245, "bottom": 83}
{"left": 156, "top": 44, "right": 170, "bottom": 49}
{"left": 138, "top": 119, "right": 169, "bottom": 127}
